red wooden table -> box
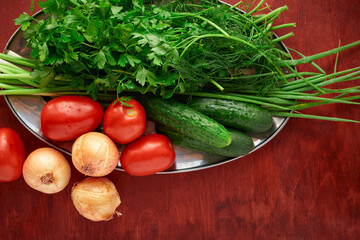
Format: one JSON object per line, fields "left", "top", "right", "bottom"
{"left": 1, "top": 1, "right": 360, "bottom": 239}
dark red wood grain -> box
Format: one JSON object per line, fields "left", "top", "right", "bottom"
{"left": 0, "top": 1, "right": 359, "bottom": 239}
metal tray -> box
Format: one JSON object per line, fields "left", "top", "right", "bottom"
{"left": 3, "top": 9, "right": 290, "bottom": 174}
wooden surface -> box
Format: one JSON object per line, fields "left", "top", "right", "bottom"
{"left": 1, "top": 1, "right": 360, "bottom": 239}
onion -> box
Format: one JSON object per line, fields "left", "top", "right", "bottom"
{"left": 22, "top": 147, "right": 71, "bottom": 194}
{"left": 72, "top": 132, "right": 119, "bottom": 176}
{"left": 71, "top": 177, "right": 121, "bottom": 221}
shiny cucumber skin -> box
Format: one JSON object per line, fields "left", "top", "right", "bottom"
{"left": 156, "top": 124, "right": 254, "bottom": 158}
{"left": 140, "top": 95, "right": 231, "bottom": 148}
{"left": 187, "top": 97, "right": 274, "bottom": 133}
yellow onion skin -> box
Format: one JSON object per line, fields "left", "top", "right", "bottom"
{"left": 71, "top": 177, "right": 121, "bottom": 221}
{"left": 72, "top": 132, "right": 119, "bottom": 177}
{"left": 22, "top": 147, "right": 71, "bottom": 194}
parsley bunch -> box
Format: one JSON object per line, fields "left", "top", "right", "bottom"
{"left": 12, "top": 0, "right": 295, "bottom": 98}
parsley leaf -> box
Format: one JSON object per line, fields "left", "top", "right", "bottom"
{"left": 94, "top": 50, "right": 107, "bottom": 69}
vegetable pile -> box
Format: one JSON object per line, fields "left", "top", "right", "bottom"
{"left": 0, "top": 0, "right": 359, "bottom": 124}
{"left": 1, "top": 0, "right": 360, "bottom": 222}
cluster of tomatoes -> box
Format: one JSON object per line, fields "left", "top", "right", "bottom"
{"left": 0, "top": 95, "right": 176, "bottom": 182}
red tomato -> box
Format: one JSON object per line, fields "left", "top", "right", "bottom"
{"left": 41, "top": 96, "right": 104, "bottom": 141}
{"left": 120, "top": 134, "right": 175, "bottom": 176}
{"left": 0, "top": 128, "right": 26, "bottom": 182}
{"left": 103, "top": 97, "right": 146, "bottom": 144}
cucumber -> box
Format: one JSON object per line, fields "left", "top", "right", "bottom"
{"left": 187, "top": 97, "right": 274, "bottom": 133}
{"left": 156, "top": 124, "right": 254, "bottom": 157}
{"left": 140, "top": 95, "right": 231, "bottom": 148}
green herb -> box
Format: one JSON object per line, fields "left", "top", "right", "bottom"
{"left": 113, "top": 96, "right": 133, "bottom": 107}
{"left": 9, "top": 0, "right": 297, "bottom": 97}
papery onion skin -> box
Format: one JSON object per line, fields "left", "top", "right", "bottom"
{"left": 22, "top": 147, "right": 71, "bottom": 194}
{"left": 72, "top": 132, "right": 119, "bottom": 177}
{"left": 71, "top": 177, "right": 121, "bottom": 222}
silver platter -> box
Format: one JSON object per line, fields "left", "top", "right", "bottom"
{"left": 3, "top": 9, "right": 290, "bottom": 174}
